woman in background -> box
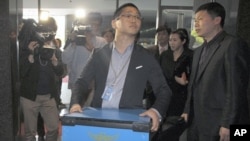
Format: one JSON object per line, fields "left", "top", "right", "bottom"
{"left": 158, "top": 28, "right": 193, "bottom": 141}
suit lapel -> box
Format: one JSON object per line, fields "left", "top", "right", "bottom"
{"left": 191, "top": 47, "right": 202, "bottom": 85}
{"left": 119, "top": 44, "right": 140, "bottom": 105}
{"left": 100, "top": 44, "right": 113, "bottom": 80}
{"left": 196, "top": 32, "right": 226, "bottom": 81}
{"left": 125, "top": 44, "right": 140, "bottom": 77}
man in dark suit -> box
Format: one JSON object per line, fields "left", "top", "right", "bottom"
{"left": 69, "top": 3, "right": 172, "bottom": 132}
{"left": 147, "top": 25, "right": 171, "bottom": 61}
{"left": 181, "top": 2, "right": 250, "bottom": 141}
{"left": 144, "top": 25, "right": 172, "bottom": 110}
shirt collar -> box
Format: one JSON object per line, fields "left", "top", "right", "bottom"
{"left": 205, "top": 30, "right": 225, "bottom": 47}
{"left": 112, "top": 42, "right": 134, "bottom": 55}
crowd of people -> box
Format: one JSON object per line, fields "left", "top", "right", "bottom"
{"left": 17, "top": 1, "right": 250, "bottom": 141}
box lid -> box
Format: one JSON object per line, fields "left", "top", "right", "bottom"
{"left": 61, "top": 107, "right": 151, "bottom": 132}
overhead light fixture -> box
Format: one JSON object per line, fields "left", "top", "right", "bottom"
{"left": 75, "top": 9, "right": 86, "bottom": 18}
{"left": 40, "top": 10, "right": 49, "bottom": 21}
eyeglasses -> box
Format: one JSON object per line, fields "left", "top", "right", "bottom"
{"left": 117, "top": 13, "right": 143, "bottom": 21}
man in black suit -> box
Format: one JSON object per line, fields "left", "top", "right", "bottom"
{"left": 182, "top": 2, "right": 250, "bottom": 141}
{"left": 69, "top": 3, "right": 172, "bottom": 132}
{"left": 147, "top": 25, "right": 171, "bottom": 61}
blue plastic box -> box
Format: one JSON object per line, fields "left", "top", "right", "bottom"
{"left": 61, "top": 107, "right": 151, "bottom": 141}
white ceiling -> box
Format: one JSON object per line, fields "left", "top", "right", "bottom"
{"left": 23, "top": 0, "right": 194, "bottom": 17}
{"left": 20, "top": 0, "right": 241, "bottom": 39}
{"left": 22, "top": 0, "right": 195, "bottom": 37}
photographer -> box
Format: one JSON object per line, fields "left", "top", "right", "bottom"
{"left": 19, "top": 17, "right": 63, "bottom": 141}
{"left": 62, "top": 12, "right": 107, "bottom": 106}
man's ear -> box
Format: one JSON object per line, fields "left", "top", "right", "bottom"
{"left": 182, "top": 39, "right": 186, "bottom": 45}
{"left": 111, "top": 19, "right": 116, "bottom": 29}
{"left": 214, "top": 16, "right": 222, "bottom": 25}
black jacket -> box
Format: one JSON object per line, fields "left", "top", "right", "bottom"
{"left": 184, "top": 31, "right": 250, "bottom": 135}
{"left": 20, "top": 48, "right": 64, "bottom": 101}
{"left": 70, "top": 44, "right": 172, "bottom": 117}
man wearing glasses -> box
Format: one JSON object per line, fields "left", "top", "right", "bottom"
{"left": 69, "top": 3, "right": 172, "bottom": 133}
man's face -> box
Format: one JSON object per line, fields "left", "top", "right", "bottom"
{"left": 157, "top": 30, "right": 169, "bottom": 45}
{"left": 194, "top": 10, "right": 220, "bottom": 39}
{"left": 112, "top": 6, "right": 142, "bottom": 36}
{"left": 90, "top": 20, "right": 101, "bottom": 35}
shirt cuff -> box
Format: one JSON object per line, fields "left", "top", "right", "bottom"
{"left": 150, "top": 108, "right": 162, "bottom": 122}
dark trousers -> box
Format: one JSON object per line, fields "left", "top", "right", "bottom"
{"left": 157, "top": 123, "right": 187, "bottom": 141}
{"left": 55, "top": 79, "right": 63, "bottom": 106}
{"left": 187, "top": 119, "right": 220, "bottom": 141}
{"left": 151, "top": 117, "right": 187, "bottom": 141}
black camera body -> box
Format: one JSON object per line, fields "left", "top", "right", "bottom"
{"left": 72, "top": 20, "right": 92, "bottom": 46}
{"left": 37, "top": 44, "right": 55, "bottom": 61}
{"left": 23, "top": 19, "right": 56, "bottom": 45}
{"left": 20, "top": 19, "right": 57, "bottom": 61}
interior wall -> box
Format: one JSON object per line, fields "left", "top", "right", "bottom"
{"left": 0, "top": 0, "right": 22, "bottom": 140}
{"left": 236, "top": 0, "right": 250, "bottom": 118}
{"left": 0, "top": 0, "right": 14, "bottom": 140}
{"left": 237, "top": 0, "right": 250, "bottom": 45}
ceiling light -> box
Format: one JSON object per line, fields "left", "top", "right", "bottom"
{"left": 75, "top": 9, "right": 86, "bottom": 18}
{"left": 40, "top": 10, "right": 49, "bottom": 21}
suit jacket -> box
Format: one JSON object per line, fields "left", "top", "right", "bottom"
{"left": 160, "top": 48, "right": 193, "bottom": 117}
{"left": 71, "top": 43, "right": 172, "bottom": 116}
{"left": 20, "top": 48, "right": 64, "bottom": 101}
{"left": 184, "top": 31, "right": 250, "bottom": 136}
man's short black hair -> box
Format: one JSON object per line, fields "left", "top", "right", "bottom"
{"left": 156, "top": 25, "right": 171, "bottom": 35}
{"left": 195, "top": 2, "right": 225, "bottom": 27}
{"left": 39, "top": 17, "right": 57, "bottom": 32}
{"left": 112, "top": 3, "right": 141, "bottom": 19}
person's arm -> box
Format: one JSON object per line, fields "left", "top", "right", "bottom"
{"left": 220, "top": 38, "right": 249, "bottom": 131}
{"left": 19, "top": 41, "right": 39, "bottom": 78}
{"left": 61, "top": 43, "right": 76, "bottom": 65}
{"left": 181, "top": 68, "right": 194, "bottom": 123}
{"left": 175, "top": 72, "right": 188, "bottom": 85}
{"left": 149, "top": 59, "right": 172, "bottom": 117}
{"left": 69, "top": 49, "right": 96, "bottom": 112}
{"left": 174, "top": 55, "right": 191, "bottom": 85}
{"left": 139, "top": 108, "right": 162, "bottom": 132}
{"left": 144, "top": 56, "right": 172, "bottom": 131}
{"left": 221, "top": 38, "right": 248, "bottom": 126}
{"left": 51, "top": 50, "right": 64, "bottom": 77}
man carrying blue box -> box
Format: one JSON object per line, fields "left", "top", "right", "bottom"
{"left": 69, "top": 2, "right": 172, "bottom": 138}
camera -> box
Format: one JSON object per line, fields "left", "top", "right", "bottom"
{"left": 19, "top": 18, "right": 57, "bottom": 60}
{"left": 71, "top": 19, "right": 92, "bottom": 46}
{"left": 23, "top": 19, "right": 56, "bottom": 45}
{"left": 38, "top": 43, "right": 56, "bottom": 61}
